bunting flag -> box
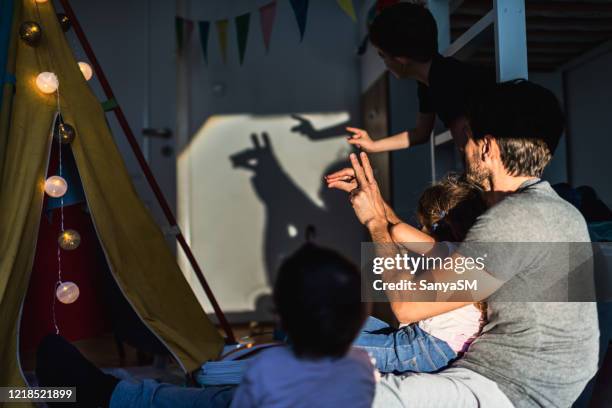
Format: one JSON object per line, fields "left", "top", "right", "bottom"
{"left": 175, "top": 16, "right": 184, "bottom": 52}
{"left": 216, "top": 19, "right": 229, "bottom": 64}
{"left": 179, "top": 0, "right": 365, "bottom": 64}
{"left": 184, "top": 19, "right": 194, "bottom": 44}
{"left": 259, "top": 1, "right": 277, "bottom": 52}
{"left": 199, "top": 21, "right": 210, "bottom": 64}
{"left": 235, "top": 13, "right": 250, "bottom": 65}
{"left": 289, "top": 0, "right": 309, "bottom": 41}
{"left": 336, "top": 0, "right": 357, "bottom": 22}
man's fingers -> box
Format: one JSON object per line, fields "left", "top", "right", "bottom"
{"left": 350, "top": 153, "right": 368, "bottom": 187}
{"left": 347, "top": 138, "right": 363, "bottom": 145}
{"left": 360, "top": 152, "right": 376, "bottom": 185}
{"left": 328, "top": 180, "right": 357, "bottom": 193}
{"left": 325, "top": 167, "right": 355, "bottom": 180}
{"left": 326, "top": 175, "right": 354, "bottom": 183}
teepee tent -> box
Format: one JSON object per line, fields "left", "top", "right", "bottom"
{"left": 0, "top": 0, "right": 226, "bottom": 394}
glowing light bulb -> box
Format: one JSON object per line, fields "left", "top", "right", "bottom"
{"left": 78, "top": 62, "right": 93, "bottom": 81}
{"left": 58, "top": 229, "right": 81, "bottom": 250}
{"left": 44, "top": 176, "right": 67, "bottom": 198}
{"left": 36, "top": 72, "right": 59, "bottom": 94}
{"left": 35, "top": 0, "right": 48, "bottom": 3}
{"left": 56, "top": 281, "right": 79, "bottom": 304}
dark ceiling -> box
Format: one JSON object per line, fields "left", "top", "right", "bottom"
{"left": 450, "top": 0, "right": 612, "bottom": 71}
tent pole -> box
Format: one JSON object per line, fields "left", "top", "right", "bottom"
{"left": 58, "top": 0, "right": 235, "bottom": 344}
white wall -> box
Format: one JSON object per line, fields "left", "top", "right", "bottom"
{"left": 177, "top": 0, "right": 364, "bottom": 321}
{"left": 66, "top": 0, "right": 177, "bottom": 227}
{"left": 564, "top": 49, "right": 612, "bottom": 208}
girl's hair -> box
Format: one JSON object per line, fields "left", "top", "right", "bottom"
{"left": 416, "top": 174, "right": 488, "bottom": 318}
{"left": 416, "top": 173, "right": 487, "bottom": 242}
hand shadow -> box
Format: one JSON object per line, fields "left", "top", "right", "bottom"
{"left": 230, "top": 133, "right": 364, "bottom": 288}
{"left": 290, "top": 114, "right": 351, "bottom": 141}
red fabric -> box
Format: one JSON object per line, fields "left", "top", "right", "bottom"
{"left": 377, "top": 0, "right": 400, "bottom": 12}
{"left": 20, "top": 145, "right": 112, "bottom": 351}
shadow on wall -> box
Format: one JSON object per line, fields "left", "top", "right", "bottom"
{"left": 229, "top": 132, "right": 363, "bottom": 316}
{"left": 290, "top": 114, "right": 351, "bottom": 141}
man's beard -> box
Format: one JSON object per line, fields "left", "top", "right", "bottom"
{"left": 465, "top": 152, "right": 492, "bottom": 191}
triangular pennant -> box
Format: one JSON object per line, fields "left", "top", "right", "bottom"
{"left": 289, "top": 0, "right": 309, "bottom": 41}
{"left": 199, "top": 21, "right": 210, "bottom": 64}
{"left": 259, "top": 1, "right": 277, "bottom": 52}
{"left": 235, "top": 13, "right": 250, "bottom": 65}
{"left": 175, "top": 16, "right": 184, "bottom": 53}
{"left": 184, "top": 19, "right": 194, "bottom": 43}
{"left": 336, "top": 0, "right": 356, "bottom": 22}
{"left": 216, "top": 19, "right": 229, "bottom": 64}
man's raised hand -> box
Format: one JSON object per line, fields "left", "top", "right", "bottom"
{"left": 347, "top": 152, "right": 388, "bottom": 230}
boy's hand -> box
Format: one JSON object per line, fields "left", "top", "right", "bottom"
{"left": 346, "top": 127, "right": 378, "bottom": 152}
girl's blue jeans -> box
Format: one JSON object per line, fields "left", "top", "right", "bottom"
{"left": 353, "top": 316, "right": 457, "bottom": 373}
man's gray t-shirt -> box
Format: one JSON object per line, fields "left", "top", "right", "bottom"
{"left": 455, "top": 179, "right": 599, "bottom": 407}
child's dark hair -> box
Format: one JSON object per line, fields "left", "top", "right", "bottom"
{"left": 369, "top": 3, "right": 438, "bottom": 62}
{"left": 273, "top": 244, "right": 366, "bottom": 359}
{"left": 416, "top": 173, "right": 486, "bottom": 242}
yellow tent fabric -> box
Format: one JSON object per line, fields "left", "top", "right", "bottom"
{"left": 0, "top": 0, "right": 224, "bottom": 395}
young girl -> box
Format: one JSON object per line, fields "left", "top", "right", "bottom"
{"left": 353, "top": 173, "right": 488, "bottom": 373}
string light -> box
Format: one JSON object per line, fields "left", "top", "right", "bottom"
{"left": 36, "top": 72, "right": 59, "bottom": 94}
{"left": 56, "top": 281, "right": 80, "bottom": 304}
{"left": 32, "top": 1, "right": 82, "bottom": 335}
{"left": 44, "top": 175, "right": 68, "bottom": 198}
{"left": 58, "top": 122, "right": 76, "bottom": 144}
{"left": 78, "top": 62, "right": 93, "bottom": 81}
{"left": 58, "top": 229, "right": 81, "bottom": 251}
{"left": 57, "top": 13, "right": 71, "bottom": 32}
{"left": 19, "top": 22, "right": 42, "bottom": 46}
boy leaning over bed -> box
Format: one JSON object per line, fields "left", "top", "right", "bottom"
{"left": 332, "top": 3, "right": 495, "bottom": 154}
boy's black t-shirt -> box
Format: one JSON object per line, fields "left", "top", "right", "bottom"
{"left": 417, "top": 54, "right": 495, "bottom": 128}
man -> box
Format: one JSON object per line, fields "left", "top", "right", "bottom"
{"left": 343, "top": 3, "right": 494, "bottom": 153}
{"left": 330, "top": 80, "right": 599, "bottom": 407}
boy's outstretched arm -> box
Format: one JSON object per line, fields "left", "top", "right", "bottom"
{"left": 345, "top": 112, "right": 435, "bottom": 153}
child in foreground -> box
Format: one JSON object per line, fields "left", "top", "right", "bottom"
{"left": 231, "top": 244, "right": 376, "bottom": 407}
{"left": 36, "top": 244, "right": 376, "bottom": 408}
{"left": 353, "top": 174, "right": 488, "bottom": 373}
